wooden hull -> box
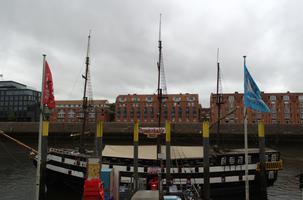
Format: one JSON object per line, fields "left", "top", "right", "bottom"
{"left": 33, "top": 146, "right": 281, "bottom": 198}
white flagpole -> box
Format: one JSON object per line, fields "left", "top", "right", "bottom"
{"left": 35, "top": 54, "right": 46, "bottom": 200}
{"left": 243, "top": 55, "right": 249, "bottom": 200}
{"left": 244, "top": 106, "right": 249, "bottom": 200}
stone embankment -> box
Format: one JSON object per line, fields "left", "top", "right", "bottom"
{"left": 0, "top": 122, "right": 302, "bottom": 145}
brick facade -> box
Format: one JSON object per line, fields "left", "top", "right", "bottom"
{"left": 50, "top": 100, "right": 110, "bottom": 122}
{"left": 115, "top": 93, "right": 200, "bottom": 122}
{"left": 210, "top": 92, "right": 303, "bottom": 124}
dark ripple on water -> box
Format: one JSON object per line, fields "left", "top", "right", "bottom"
{"left": 0, "top": 141, "right": 302, "bottom": 200}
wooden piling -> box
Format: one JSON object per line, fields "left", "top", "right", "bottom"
{"left": 133, "top": 121, "right": 139, "bottom": 191}
{"left": 95, "top": 120, "right": 103, "bottom": 166}
{"left": 258, "top": 121, "right": 267, "bottom": 199}
{"left": 165, "top": 120, "right": 171, "bottom": 186}
{"left": 203, "top": 121, "right": 210, "bottom": 200}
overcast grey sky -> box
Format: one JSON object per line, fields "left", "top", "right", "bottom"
{"left": 0, "top": 0, "right": 302, "bottom": 107}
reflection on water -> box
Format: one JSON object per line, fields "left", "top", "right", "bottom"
{"left": 0, "top": 140, "right": 302, "bottom": 200}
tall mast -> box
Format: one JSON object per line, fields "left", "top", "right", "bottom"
{"left": 157, "top": 14, "right": 163, "bottom": 158}
{"left": 216, "top": 48, "right": 223, "bottom": 147}
{"left": 79, "top": 31, "right": 91, "bottom": 153}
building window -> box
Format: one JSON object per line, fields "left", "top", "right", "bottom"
{"left": 123, "top": 107, "right": 127, "bottom": 118}
{"left": 58, "top": 110, "right": 65, "bottom": 119}
{"left": 186, "top": 107, "right": 190, "bottom": 119}
{"left": 143, "top": 107, "right": 147, "bottom": 119}
{"left": 171, "top": 108, "right": 175, "bottom": 118}
{"left": 89, "top": 112, "right": 95, "bottom": 119}
{"left": 228, "top": 95, "right": 235, "bottom": 111}
{"left": 131, "top": 96, "right": 139, "bottom": 102}
{"left": 116, "top": 108, "right": 120, "bottom": 118}
{"left": 173, "top": 96, "right": 181, "bottom": 102}
{"left": 187, "top": 96, "right": 195, "bottom": 101}
{"left": 269, "top": 95, "right": 276, "bottom": 101}
{"left": 284, "top": 102, "right": 290, "bottom": 119}
{"left": 137, "top": 110, "right": 140, "bottom": 119}
{"left": 178, "top": 107, "right": 182, "bottom": 118}
{"left": 283, "top": 95, "right": 289, "bottom": 101}
{"left": 119, "top": 97, "right": 127, "bottom": 102}
{"left": 271, "top": 102, "right": 277, "bottom": 119}
{"left": 146, "top": 96, "right": 152, "bottom": 102}
{"left": 299, "top": 95, "right": 303, "bottom": 102}
{"left": 164, "top": 108, "right": 168, "bottom": 119}
{"left": 78, "top": 112, "right": 84, "bottom": 119}
{"left": 150, "top": 107, "right": 154, "bottom": 118}
{"left": 68, "top": 110, "right": 75, "bottom": 118}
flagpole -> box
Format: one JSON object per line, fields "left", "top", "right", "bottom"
{"left": 35, "top": 54, "right": 46, "bottom": 200}
{"left": 243, "top": 55, "right": 249, "bottom": 200}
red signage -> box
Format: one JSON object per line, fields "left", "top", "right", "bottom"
{"left": 147, "top": 167, "right": 161, "bottom": 174}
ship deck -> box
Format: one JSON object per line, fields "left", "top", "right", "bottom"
{"left": 101, "top": 145, "right": 278, "bottom": 160}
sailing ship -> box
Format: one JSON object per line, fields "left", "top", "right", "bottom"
{"left": 31, "top": 28, "right": 283, "bottom": 200}
{"left": 33, "top": 32, "right": 97, "bottom": 192}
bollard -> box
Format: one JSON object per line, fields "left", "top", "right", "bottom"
{"left": 95, "top": 120, "right": 104, "bottom": 166}
{"left": 258, "top": 122, "right": 267, "bottom": 200}
{"left": 203, "top": 121, "right": 210, "bottom": 200}
{"left": 133, "top": 121, "right": 139, "bottom": 191}
{"left": 165, "top": 120, "right": 171, "bottom": 187}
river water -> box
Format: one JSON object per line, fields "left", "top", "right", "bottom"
{"left": 0, "top": 139, "right": 302, "bottom": 200}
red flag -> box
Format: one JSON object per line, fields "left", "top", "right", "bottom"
{"left": 42, "top": 61, "right": 55, "bottom": 109}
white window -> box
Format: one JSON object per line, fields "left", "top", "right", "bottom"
{"left": 89, "top": 112, "right": 95, "bottom": 118}
{"left": 271, "top": 102, "right": 276, "bottom": 114}
{"left": 173, "top": 96, "right": 181, "bottom": 102}
{"left": 187, "top": 96, "right": 195, "bottom": 101}
{"left": 270, "top": 95, "right": 276, "bottom": 101}
{"left": 299, "top": 95, "right": 303, "bottom": 102}
{"left": 68, "top": 110, "right": 75, "bottom": 118}
{"left": 284, "top": 103, "right": 290, "bottom": 114}
{"left": 78, "top": 112, "right": 84, "bottom": 118}
{"left": 283, "top": 95, "right": 289, "bottom": 101}
{"left": 229, "top": 157, "right": 235, "bottom": 165}
{"left": 132, "top": 96, "right": 139, "bottom": 102}
{"left": 58, "top": 110, "right": 65, "bottom": 118}
{"left": 228, "top": 95, "right": 235, "bottom": 109}
{"left": 119, "top": 97, "right": 127, "bottom": 102}
{"left": 146, "top": 96, "right": 153, "bottom": 102}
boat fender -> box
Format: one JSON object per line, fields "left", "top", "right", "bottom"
{"left": 83, "top": 178, "right": 105, "bottom": 200}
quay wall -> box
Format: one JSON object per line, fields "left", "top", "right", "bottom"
{"left": 0, "top": 122, "right": 302, "bottom": 145}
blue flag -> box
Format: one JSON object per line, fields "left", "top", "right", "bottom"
{"left": 244, "top": 64, "right": 270, "bottom": 112}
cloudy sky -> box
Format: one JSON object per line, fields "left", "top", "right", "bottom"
{"left": 0, "top": 0, "right": 302, "bottom": 107}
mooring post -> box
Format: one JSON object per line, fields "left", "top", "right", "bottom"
{"left": 258, "top": 121, "right": 267, "bottom": 200}
{"left": 165, "top": 120, "right": 171, "bottom": 187}
{"left": 37, "top": 119, "right": 49, "bottom": 200}
{"left": 95, "top": 120, "right": 103, "bottom": 166}
{"left": 203, "top": 121, "right": 210, "bottom": 200}
{"left": 299, "top": 172, "right": 303, "bottom": 200}
{"left": 133, "top": 121, "right": 139, "bottom": 191}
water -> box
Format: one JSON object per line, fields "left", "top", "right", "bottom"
{"left": 0, "top": 139, "right": 302, "bottom": 200}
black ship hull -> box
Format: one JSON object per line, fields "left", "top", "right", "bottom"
{"left": 33, "top": 146, "right": 282, "bottom": 199}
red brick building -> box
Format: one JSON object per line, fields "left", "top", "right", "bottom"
{"left": 50, "top": 100, "right": 110, "bottom": 122}
{"left": 210, "top": 92, "right": 303, "bottom": 124}
{"left": 115, "top": 93, "right": 200, "bottom": 122}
